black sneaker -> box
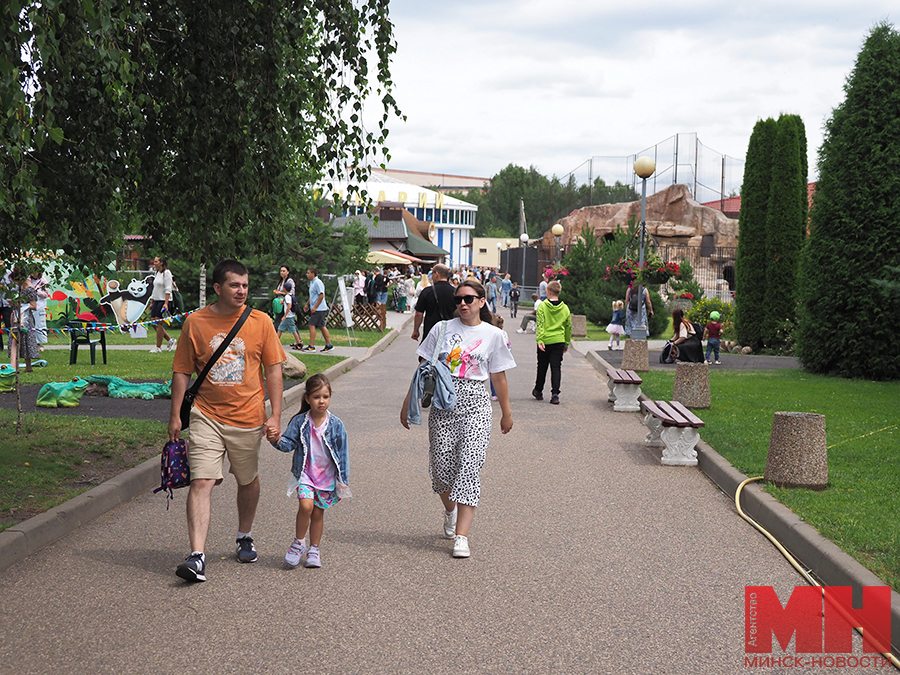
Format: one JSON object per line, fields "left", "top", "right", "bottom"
{"left": 532, "top": 388, "right": 543, "bottom": 401}
{"left": 236, "top": 536, "right": 258, "bottom": 563}
{"left": 176, "top": 552, "right": 207, "bottom": 582}
{"left": 320, "top": 344, "right": 335, "bottom": 353}
{"left": 550, "top": 394, "right": 560, "bottom": 405}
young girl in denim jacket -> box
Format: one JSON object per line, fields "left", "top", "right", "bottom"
{"left": 268, "top": 373, "right": 349, "bottom": 568}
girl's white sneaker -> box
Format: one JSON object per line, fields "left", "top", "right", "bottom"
{"left": 284, "top": 539, "right": 307, "bottom": 567}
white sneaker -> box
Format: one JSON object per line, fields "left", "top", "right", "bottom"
{"left": 715, "top": 360, "right": 721, "bottom": 365}
{"left": 166, "top": 338, "right": 177, "bottom": 351}
{"left": 443, "top": 507, "right": 457, "bottom": 539}
{"left": 516, "top": 329, "right": 525, "bottom": 334}
{"left": 149, "top": 346, "right": 163, "bottom": 353}
{"left": 452, "top": 535, "right": 470, "bottom": 558}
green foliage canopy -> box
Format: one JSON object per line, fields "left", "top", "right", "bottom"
{"left": 447, "top": 164, "right": 639, "bottom": 239}
{"left": 1, "top": 0, "right": 401, "bottom": 270}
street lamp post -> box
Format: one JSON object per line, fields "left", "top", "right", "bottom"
{"left": 496, "top": 241, "right": 503, "bottom": 269}
{"left": 632, "top": 156, "right": 656, "bottom": 341}
{"left": 519, "top": 232, "right": 529, "bottom": 288}
{"left": 551, "top": 223, "right": 564, "bottom": 266}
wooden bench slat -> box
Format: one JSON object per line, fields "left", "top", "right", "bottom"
{"left": 668, "top": 401, "right": 705, "bottom": 428}
{"left": 607, "top": 368, "right": 642, "bottom": 385}
{"left": 641, "top": 399, "right": 673, "bottom": 423}
{"left": 624, "top": 370, "right": 642, "bottom": 385}
{"left": 656, "top": 400, "right": 692, "bottom": 427}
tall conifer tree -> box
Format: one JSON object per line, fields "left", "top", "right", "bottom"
{"left": 796, "top": 23, "right": 900, "bottom": 379}
{"left": 734, "top": 118, "right": 776, "bottom": 351}
{"left": 762, "top": 114, "right": 807, "bottom": 347}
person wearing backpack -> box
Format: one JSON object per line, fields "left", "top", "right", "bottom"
{"left": 277, "top": 285, "right": 304, "bottom": 351}
{"left": 169, "top": 259, "right": 286, "bottom": 583}
{"left": 623, "top": 284, "right": 653, "bottom": 338}
{"left": 671, "top": 307, "right": 704, "bottom": 363}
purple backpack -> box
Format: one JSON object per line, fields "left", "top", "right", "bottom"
{"left": 153, "top": 439, "right": 191, "bottom": 508}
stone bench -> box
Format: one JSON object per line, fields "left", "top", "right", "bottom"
{"left": 605, "top": 368, "right": 643, "bottom": 412}
{"left": 640, "top": 400, "right": 705, "bottom": 466}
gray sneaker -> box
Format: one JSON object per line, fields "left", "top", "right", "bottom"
{"left": 305, "top": 546, "right": 322, "bottom": 568}
{"left": 284, "top": 539, "right": 307, "bottom": 568}
{"left": 236, "top": 536, "right": 258, "bottom": 563}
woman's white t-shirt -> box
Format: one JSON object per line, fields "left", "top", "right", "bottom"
{"left": 416, "top": 318, "right": 516, "bottom": 381}
{"left": 151, "top": 269, "right": 173, "bottom": 301}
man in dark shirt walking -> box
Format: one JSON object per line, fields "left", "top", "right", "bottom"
{"left": 411, "top": 264, "right": 457, "bottom": 342}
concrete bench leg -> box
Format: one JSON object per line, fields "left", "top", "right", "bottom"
{"left": 612, "top": 383, "right": 641, "bottom": 412}
{"left": 660, "top": 426, "right": 700, "bottom": 466}
{"left": 607, "top": 375, "right": 617, "bottom": 404}
{"left": 642, "top": 413, "right": 665, "bottom": 448}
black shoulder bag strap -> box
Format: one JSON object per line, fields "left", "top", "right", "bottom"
{"left": 181, "top": 305, "right": 252, "bottom": 427}
{"left": 436, "top": 281, "right": 452, "bottom": 322}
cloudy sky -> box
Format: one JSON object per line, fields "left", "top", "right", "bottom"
{"left": 378, "top": 1, "right": 896, "bottom": 194}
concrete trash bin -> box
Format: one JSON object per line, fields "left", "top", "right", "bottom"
{"left": 765, "top": 412, "right": 828, "bottom": 489}
{"left": 672, "top": 361, "right": 710, "bottom": 408}
{"left": 621, "top": 340, "right": 649, "bottom": 372}
{"left": 571, "top": 314, "right": 587, "bottom": 338}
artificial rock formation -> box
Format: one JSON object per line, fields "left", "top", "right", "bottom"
{"left": 542, "top": 184, "right": 738, "bottom": 249}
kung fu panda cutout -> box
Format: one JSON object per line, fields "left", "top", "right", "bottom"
{"left": 100, "top": 276, "right": 155, "bottom": 326}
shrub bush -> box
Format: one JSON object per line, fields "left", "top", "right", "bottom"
{"left": 686, "top": 297, "right": 734, "bottom": 326}
{"left": 647, "top": 289, "right": 668, "bottom": 337}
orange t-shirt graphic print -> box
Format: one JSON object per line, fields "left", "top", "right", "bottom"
{"left": 208, "top": 335, "right": 245, "bottom": 385}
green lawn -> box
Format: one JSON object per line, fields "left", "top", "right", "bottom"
{"left": 0, "top": 341, "right": 348, "bottom": 529}
{"left": 574, "top": 320, "right": 674, "bottom": 342}
{"left": 638, "top": 369, "right": 900, "bottom": 591}
{"left": 7, "top": 349, "right": 345, "bottom": 386}
{"left": 45, "top": 324, "right": 386, "bottom": 349}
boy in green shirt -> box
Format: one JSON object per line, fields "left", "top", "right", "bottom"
{"left": 532, "top": 280, "right": 571, "bottom": 405}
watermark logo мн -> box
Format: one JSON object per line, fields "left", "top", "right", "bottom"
{"left": 745, "top": 586, "right": 891, "bottom": 654}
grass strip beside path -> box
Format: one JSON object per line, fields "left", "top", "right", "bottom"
{"left": 573, "top": 321, "right": 674, "bottom": 342}
{"left": 638, "top": 369, "right": 900, "bottom": 592}
{"left": 0, "top": 411, "right": 162, "bottom": 530}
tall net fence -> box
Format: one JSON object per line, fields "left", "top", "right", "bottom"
{"left": 562, "top": 133, "right": 745, "bottom": 206}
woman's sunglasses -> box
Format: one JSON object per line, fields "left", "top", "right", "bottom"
{"left": 454, "top": 295, "right": 480, "bottom": 305}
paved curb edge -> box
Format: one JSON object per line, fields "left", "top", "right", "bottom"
{"left": 573, "top": 343, "right": 900, "bottom": 655}
{"left": 0, "top": 323, "right": 407, "bottom": 575}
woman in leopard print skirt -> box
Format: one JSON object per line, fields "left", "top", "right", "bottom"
{"left": 401, "top": 278, "right": 515, "bottom": 559}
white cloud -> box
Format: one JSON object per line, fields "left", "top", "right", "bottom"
{"left": 378, "top": 1, "right": 897, "bottom": 186}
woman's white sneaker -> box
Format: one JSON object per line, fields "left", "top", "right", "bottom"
{"left": 443, "top": 507, "right": 457, "bottom": 539}
{"left": 452, "top": 535, "right": 470, "bottom": 558}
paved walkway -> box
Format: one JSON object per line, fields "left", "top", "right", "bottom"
{"left": 0, "top": 317, "right": 863, "bottom": 673}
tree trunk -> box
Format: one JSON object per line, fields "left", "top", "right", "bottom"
{"left": 199, "top": 263, "right": 207, "bottom": 308}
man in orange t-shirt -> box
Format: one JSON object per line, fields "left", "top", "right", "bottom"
{"left": 168, "top": 259, "right": 285, "bottom": 582}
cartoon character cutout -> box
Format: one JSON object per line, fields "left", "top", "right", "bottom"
{"left": 209, "top": 334, "right": 245, "bottom": 385}
{"left": 100, "top": 276, "right": 155, "bottom": 325}
{"left": 445, "top": 332, "right": 483, "bottom": 379}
